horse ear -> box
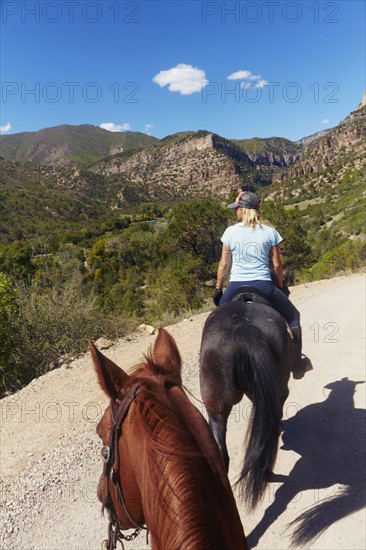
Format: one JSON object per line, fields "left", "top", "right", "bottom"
{"left": 151, "top": 328, "right": 182, "bottom": 382}
{"left": 89, "top": 341, "right": 129, "bottom": 400}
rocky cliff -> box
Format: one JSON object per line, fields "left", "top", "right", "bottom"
{"left": 296, "top": 129, "right": 333, "bottom": 147}
{"left": 89, "top": 131, "right": 259, "bottom": 201}
{"left": 274, "top": 107, "right": 366, "bottom": 184}
{"left": 262, "top": 105, "right": 366, "bottom": 239}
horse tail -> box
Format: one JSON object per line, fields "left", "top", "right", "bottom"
{"left": 236, "top": 344, "right": 282, "bottom": 509}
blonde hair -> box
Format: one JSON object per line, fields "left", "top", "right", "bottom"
{"left": 236, "top": 207, "right": 274, "bottom": 228}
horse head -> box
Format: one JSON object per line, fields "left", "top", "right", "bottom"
{"left": 89, "top": 328, "right": 183, "bottom": 535}
{"left": 90, "top": 328, "right": 247, "bottom": 550}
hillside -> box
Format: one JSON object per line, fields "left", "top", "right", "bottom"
{"left": 0, "top": 107, "right": 364, "bottom": 245}
{"left": 263, "top": 105, "right": 366, "bottom": 238}
{"left": 232, "top": 136, "right": 301, "bottom": 163}
{"left": 0, "top": 159, "right": 115, "bottom": 242}
{"left": 0, "top": 124, "right": 303, "bottom": 195}
{"left": 297, "top": 128, "right": 333, "bottom": 147}
{"left": 273, "top": 106, "right": 366, "bottom": 185}
{"left": 89, "top": 130, "right": 303, "bottom": 201}
{"left": 231, "top": 136, "right": 302, "bottom": 184}
{"left": 0, "top": 124, "right": 158, "bottom": 167}
{"left": 89, "top": 130, "right": 253, "bottom": 199}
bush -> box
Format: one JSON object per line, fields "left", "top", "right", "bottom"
{"left": 163, "top": 199, "right": 228, "bottom": 266}
{"left": 299, "top": 239, "right": 366, "bottom": 281}
{"left": 0, "top": 273, "right": 18, "bottom": 390}
{"left": 1, "top": 271, "right": 133, "bottom": 397}
{"left": 145, "top": 254, "right": 206, "bottom": 321}
{"left": 261, "top": 201, "right": 313, "bottom": 278}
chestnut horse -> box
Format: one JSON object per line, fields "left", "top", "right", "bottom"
{"left": 90, "top": 328, "right": 248, "bottom": 550}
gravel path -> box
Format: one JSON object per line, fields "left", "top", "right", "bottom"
{"left": 0, "top": 274, "right": 365, "bottom": 550}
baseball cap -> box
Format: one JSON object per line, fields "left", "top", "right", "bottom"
{"left": 227, "top": 191, "right": 261, "bottom": 209}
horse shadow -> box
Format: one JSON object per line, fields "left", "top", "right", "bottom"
{"left": 247, "top": 377, "right": 366, "bottom": 548}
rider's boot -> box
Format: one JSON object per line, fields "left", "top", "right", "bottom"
{"left": 291, "top": 326, "right": 313, "bottom": 379}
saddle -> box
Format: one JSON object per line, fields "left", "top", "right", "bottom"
{"left": 230, "top": 285, "right": 294, "bottom": 341}
{"left": 230, "top": 285, "right": 272, "bottom": 308}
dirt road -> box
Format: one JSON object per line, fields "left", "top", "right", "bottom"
{"left": 1, "top": 274, "right": 365, "bottom": 549}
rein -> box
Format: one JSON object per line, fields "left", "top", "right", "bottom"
{"left": 101, "top": 384, "right": 148, "bottom": 550}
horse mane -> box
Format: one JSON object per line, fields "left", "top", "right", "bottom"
{"left": 127, "top": 354, "right": 207, "bottom": 459}
{"left": 123, "top": 354, "right": 233, "bottom": 547}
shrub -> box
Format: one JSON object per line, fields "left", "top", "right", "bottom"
{"left": 0, "top": 273, "right": 18, "bottom": 391}
{"left": 163, "top": 199, "right": 228, "bottom": 266}
{"left": 299, "top": 239, "right": 366, "bottom": 281}
{"left": 145, "top": 254, "right": 206, "bottom": 322}
{"left": 261, "top": 201, "right": 313, "bottom": 278}
{"left": 1, "top": 271, "right": 133, "bottom": 397}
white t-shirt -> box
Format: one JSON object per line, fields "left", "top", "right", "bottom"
{"left": 221, "top": 223, "right": 283, "bottom": 281}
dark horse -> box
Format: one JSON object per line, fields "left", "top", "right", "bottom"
{"left": 90, "top": 328, "right": 248, "bottom": 550}
{"left": 199, "top": 289, "right": 293, "bottom": 509}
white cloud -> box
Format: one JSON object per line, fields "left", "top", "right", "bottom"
{"left": 153, "top": 64, "right": 209, "bottom": 95}
{"left": 241, "top": 80, "right": 269, "bottom": 90}
{"left": 321, "top": 118, "right": 330, "bottom": 125}
{"left": 144, "top": 123, "right": 153, "bottom": 135}
{"left": 228, "top": 69, "right": 269, "bottom": 92}
{"left": 99, "top": 122, "right": 131, "bottom": 132}
{"left": 227, "top": 70, "right": 261, "bottom": 81}
{"left": 256, "top": 79, "right": 269, "bottom": 88}
{"left": 0, "top": 122, "right": 11, "bottom": 133}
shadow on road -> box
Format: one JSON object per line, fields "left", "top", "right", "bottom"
{"left": 247, "top": 377, "right": 366, "bottom": 548}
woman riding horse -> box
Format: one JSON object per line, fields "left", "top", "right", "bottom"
{"left": 213, "top": 190, "right": 311, "bottom": 378}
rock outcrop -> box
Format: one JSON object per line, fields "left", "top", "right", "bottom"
{"left": 274, "top": 106, "right": 366, "bottom": 183}
{"left": 90, "top": 131, "right": 257, "bottom": 200}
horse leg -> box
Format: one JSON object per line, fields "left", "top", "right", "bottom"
{"left": 278, "top": 388, "right": 289, "bottom": 434}
{"left": 281, "top": 388, "right": 289, "bottom": 408}
{"left": 208, "top": 413, "right": 230, "bottom": 471}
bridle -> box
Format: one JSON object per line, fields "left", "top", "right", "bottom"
{"left": 100, "top": 384, "right": 148, "bottom": 550}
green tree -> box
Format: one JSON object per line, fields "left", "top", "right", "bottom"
{"left": 86, "top": 224, "right": 159, "bottom": 313}
{"left": 163, "top": 199, "right": 228, "bottom": 268}
{"left": 0, "top": 273, "right": 18, "bottom": 391}
{"left": 145, "top": 254, "right": 205, "bottom": 321}
{"left": 0, "top": 241, "right": 35, "bottom": 279}
{"left": 137, "top": 202, "right": 164, "bottom": 219}
{"left": 261, "top": 201, "right": 312, "bottom": 279}
{"left": 301, "top": 240, "right": 366, "bottom": 281}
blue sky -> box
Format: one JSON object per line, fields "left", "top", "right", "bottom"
{"left": 1, "top": 0, "right": 365, "bottom": 141}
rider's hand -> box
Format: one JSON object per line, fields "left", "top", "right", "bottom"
{"left": 213, "top": 288, "right": 223, "bottom": 306}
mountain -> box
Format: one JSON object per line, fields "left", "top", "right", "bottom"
{"left": 88, "top": 130, "right": 304, "bottom": 202}
{"left": 0, "top": 158, "right": 117, "bottom": 242}
{"left": 89, "top": 130, "right": 253, "bottom": 200}
{"left": 296, "top": 128, "right": 333, "bottom": 147}
{"left": 1, "top": 106, "right": 364, "bottom": 243}
{"left": 0, "top": 127, "right": 303, "bottom": 241}
{"left": 0, "top": 124, "right": 303, "bottom": 187}
{"left": 232, "top": 136, "right": 301, "bottom": 164}
{"left": 0, "top": 123, "right": 310, "bottom": 208}
{"left": 273, "top": 106, "right": 366, "bottom": 185}
{"left": 231, "top": 137, "right": 302, "bottom": 184}
{"left": 263, "top": 105, "right": 366, "bottom": 237}
{"left": 0, "top": 124, "right": 158, "bottom": 167}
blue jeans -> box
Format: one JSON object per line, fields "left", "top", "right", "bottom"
{"left": 220, "top": 280, "right": 300, "bottom": 328}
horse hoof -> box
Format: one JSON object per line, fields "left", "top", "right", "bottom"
{"left": 292, "top": 357, "right": 313, "bottom": 379}
{"left": 292, "top": 371, "right": 305, "bottom": 380}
